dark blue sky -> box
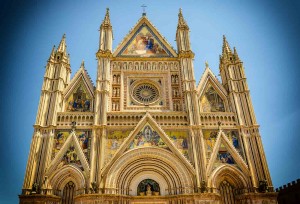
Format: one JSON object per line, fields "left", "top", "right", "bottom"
{"left": 1, "top": 0, "right": 300, "bottom": 203}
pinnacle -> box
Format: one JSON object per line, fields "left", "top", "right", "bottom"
{"left": 48, "top": 45, "right": 56, "bottom": 61}
{"left": 57, "top": 33, "right": 67, "bottom": 53}
{"left": 222, "top": 35, "right": 232, "bottom": 55}
{"left": 205, "top": 61, "right": 209, "bottom": 69}
{"left": 177, "top": 8, "right": 189, "bottom": 29}
{"left": 101, "top": 7, "right": 111, "bottom": 27}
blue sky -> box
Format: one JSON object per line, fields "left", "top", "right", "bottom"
{"left": 1, "top": 0, "right": 300, "bottom": 203}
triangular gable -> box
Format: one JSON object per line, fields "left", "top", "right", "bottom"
{"left": 102, "top": 112, "right": 194, "bottom": 175}
{"left": 206, "top": 130, "right": 248, "bottom": 176}
{"left": 46, "top": 131, "right": 90, "bottom": 177}
{"left": 197, "top": 67, "right": 228, "bottom": 112}
{"left": 64, "top": 66, "right": 94, "bottom": 100}
{"left": 114, "top": 16, "right": 177, "bottom": 58}
{"left": 197, "top": 67, "right": 227, "bottom": 98}
{"left": 63, "top": 66, "right": 94, "bottom": 112}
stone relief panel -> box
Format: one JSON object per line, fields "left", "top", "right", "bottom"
{"left": 200, "top": 84, "right": 225, "bottom": 112}
{"left": 52, "top": 130, "right": 91, "bottom": 162}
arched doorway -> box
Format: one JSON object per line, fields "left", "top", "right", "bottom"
{"left": 137, "top": 179, "right": 160, "bottom": 196}
{"left": 219, "top": 180, "right": 236, "bottom": 204}
{"left": 62, "top": 181, "right": 76, "bottom": 204}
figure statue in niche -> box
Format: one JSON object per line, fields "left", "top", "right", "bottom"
{"left": 113, "top": 88, "right": 117, "bottom": 97}
{"left": 112, "top": 102, "right": 116, "bottom": 111}
{"left": 113, "top": 75, "right": 116, "bottom": 83}
{"left": 146, "top": 184, "right": 152, "bottom": 196}
{"left": 117, "top": 88, "right": 120, "bottom": 97}
{"left": 117, "top": 75, "right": 120, "bottom": 84}
{"left": 137, "top": 179, "right": 160, "bottom": 196}
{"left": 171, "top": 75, "right": 175, "bottom": 83}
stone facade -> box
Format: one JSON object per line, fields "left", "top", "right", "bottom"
{"left": 19, "top": 9, "right": 277, "bottom": 204}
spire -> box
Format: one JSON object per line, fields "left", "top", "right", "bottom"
{"left": 222, "top": 35, "right": 232, "bottom": 56}
{"left": 177, "top": 8, "right": 189, "bottom": 30}
{"left": 101, "top": 8, "right": 111, "bottom": 28}
{"left": 233, "top": 47, "right": 240, "bottom": 61}
{"left": 48, "top": 45, "right": 56, "bottom": 61}
{"left": 57, "top": 33, "right": 67, "bottom": 53}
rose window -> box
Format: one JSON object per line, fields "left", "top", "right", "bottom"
{"left": 132, "top": 83, "right": 159, "bottom": 104}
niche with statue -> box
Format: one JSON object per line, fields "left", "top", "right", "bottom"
{"left": 137, "top": 179, "right": 160, "bottom": 196}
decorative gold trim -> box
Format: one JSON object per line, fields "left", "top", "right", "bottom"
{"left": 178, "top": 50, "right": 195, "bottom": 59}
{"left": 96, "top": 49, "right": 113, "bottom": 59}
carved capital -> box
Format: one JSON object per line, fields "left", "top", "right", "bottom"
{"left": 178, "top": 50, "right": 195, "bottom": 59}
{"left": 96, "top": 50, "right": 113, "bottom": 59}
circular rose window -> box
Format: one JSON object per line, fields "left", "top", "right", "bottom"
{"left": 132, "top": 83, "right": 160, "bottom": 104}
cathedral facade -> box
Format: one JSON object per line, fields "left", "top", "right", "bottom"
{"left": 19, "top": 9, "right": 278, "bottom": 204}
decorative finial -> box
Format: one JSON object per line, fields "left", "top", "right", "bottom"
{"left": 141, "top": 4, "right": 147, "bottom": 16}
{"left": 81, "top": 59, "right": 85, "bottom": 67}
{"left": 177, "top": 8, "right": 189, "bottom": 29}
{"left": 205, "top": 61, "right": 209, "bottom": 69}
{"left": 222, "top": 34, "right": 232, "bottom": 55}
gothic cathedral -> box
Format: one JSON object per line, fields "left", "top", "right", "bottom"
{"left": 20, "top": 9, "right": 278, "bottom": 204}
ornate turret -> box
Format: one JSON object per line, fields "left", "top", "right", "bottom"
{"left": 176, "top": 8, "right": 192, "bottom": 53}
{"left": 219, "top": 35, "right": 273, "bottom": 190}
{"left": 98, "top": 8, "right": 113, "bottom": 52}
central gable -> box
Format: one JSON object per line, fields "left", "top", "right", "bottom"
{"left": 114, "top": 16, "right": 177, "bottom": 58}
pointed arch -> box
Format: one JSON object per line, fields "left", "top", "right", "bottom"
{"left": 48, "top": 165, "right": 86, "bottom": 193}
{"left": 209, "top": 164, "right": 249, "bottom": 190}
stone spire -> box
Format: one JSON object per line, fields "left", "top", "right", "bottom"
{"left": 101, "top": 8, "right": 112, "bottom": 29}
{"left": 177, "top": 8, "right": 189, "bottom": 30}
{"left": 222, "top": 35, "right": 232, "bottom": 56}
{"left": 233, "top": 47, "right": 240, "bottom": 61}
{"left": 57, "top": 33, "right": 67, "bottom": 53}
{"left": 48, "top": 45, "right": 56, "bottom": 62}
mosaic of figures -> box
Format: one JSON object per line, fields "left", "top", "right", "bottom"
{"left": 203, "top": 129, "right": 243, "bottom": 164}
{"left": 200, "top": 84, "right": 225, "bottom": 112}
{"left": 52, "top": 131, "right": 91, "bottom": 162}
{"left": 165, "top": 131, "right": 189, "bottom": 159}
{"left": 129, "top": 125, "right": 168, "bottom": 150}
{"left": 104, "top": 130, "right": 131, "bottom": 165}
{"left": 66, "top": 84, "right": 92, "bottom": 112}
{"left": 121, "top": 26, "right": 169, "bottom": 57}
{"left": 57, "top": 144, "right": 84, "bottom": 171}
{"left": 111, "top": 61, "right": 179, "bottom": 71}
